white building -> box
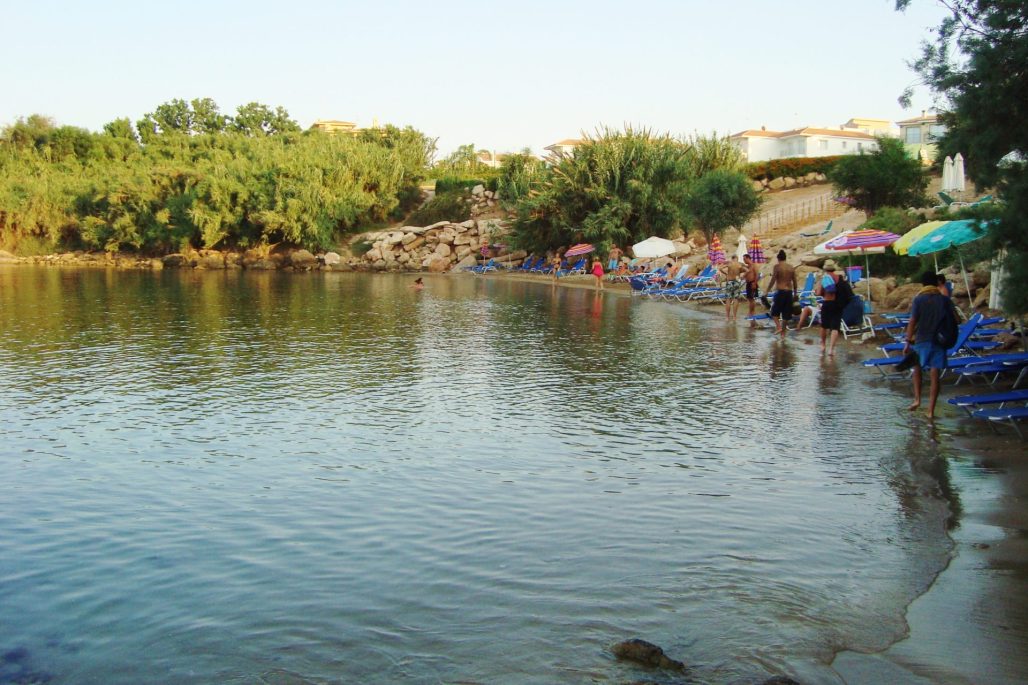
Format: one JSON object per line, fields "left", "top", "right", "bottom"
{"left": 543, "top": 138, "right": 583, "bottom": 158}
{"left": 730, "top": 124, "right": 880, "bottom": 162}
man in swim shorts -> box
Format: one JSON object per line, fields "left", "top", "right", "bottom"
{"left": 742, "top": 254, "right": 759, "bottom": 323}
{"left": 719, "top": 254, "right": 745, "bottom": 320}
{"left": 765, "top": 249, "right": 797, "bottom": 338}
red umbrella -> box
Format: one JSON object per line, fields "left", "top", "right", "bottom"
{"left": 707, "top": 235, "right": 726, "bottom": 265}
{"left": 747, "top": 235, "right": 767, "bottom": 263}
{"left": 564, "top": 243, "right": 595, "bottom": 257}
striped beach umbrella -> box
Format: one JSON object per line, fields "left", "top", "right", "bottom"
{"left": 707, "top": 235, "right": 726, "bottom": 265}
{"left": 824, "top": 229, "right": 900, "bottom": 251}
{"left": 564, "top": 243, "right": 595, "bottom": 258}
{"left": 747, "top": 235, "right": 767, "bottom": 263}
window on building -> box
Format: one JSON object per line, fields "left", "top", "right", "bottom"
{"left": 905, "top": 127, "right": 922, "bottom": 144}
{"left": 819, "top": 139, "right": 828, "bottom": 151}
{"left": 842, "top": 141, "right": 848, "bottom": 149}
{"left": 857, "top": 142, "right": 864, "bottom": 151}
{"left": 928, "top": 124, "right": 946, "bottom": 141}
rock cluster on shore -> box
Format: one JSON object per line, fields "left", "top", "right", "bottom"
{"left": 356, "top": 218, "right": 517, "bottom": 273}
{"left": 751, "top": 172, "right": 828, "bottom": 193}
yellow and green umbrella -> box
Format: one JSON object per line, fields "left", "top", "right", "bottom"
{"left": 892, "top": 220, "right": 948, "bottom": 256}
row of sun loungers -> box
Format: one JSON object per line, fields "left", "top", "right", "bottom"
{"left": 862, "top": 312, "right": 1028, "bottom": 437}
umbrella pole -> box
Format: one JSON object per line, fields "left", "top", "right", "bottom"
{"left": 865, "top": 252, "right": 871, "bottom": 302}
{"left": 959, "top": 248, "right": 972, "bottom": 311}
{"left": 933, "top": 253, "right": 939, "bottom": 273}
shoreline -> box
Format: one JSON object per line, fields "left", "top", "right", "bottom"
{"left": 474, "top": 267, "right": 1028, "bottom": 684}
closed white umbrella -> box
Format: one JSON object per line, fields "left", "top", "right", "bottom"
{"left": 953, "top": 152, "right": 966, "bottom": 193}
{"left": 942, "top": 156, "right": 954, "bottom": 191}
{"left": 631, "top": 236, "right": 676, "bottom": 259}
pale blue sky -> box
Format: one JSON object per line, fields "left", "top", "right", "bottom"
{"left": 0, "top": 0, "right": 948, "bottom": 157}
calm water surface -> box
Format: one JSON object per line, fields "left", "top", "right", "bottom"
{"left": 0, "top": 268, "right": 957, "bottom": 684}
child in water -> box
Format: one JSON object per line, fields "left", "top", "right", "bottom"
{"left": 413, "top": 277, "right": 424, "bottom": 291}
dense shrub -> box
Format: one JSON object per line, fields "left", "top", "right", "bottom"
{"left": 406, "top": 191, "right": 471, "bottom": 226}
{"left": 829, "top": 138, "right": 929, "bottom": 215}
{"left": 496, "top": 153, "right": 546, "bottom": 208}
{"left": 744, "top": 156, "right": 843, "bottom": 181}
{"left": 0, "top": 101, "right": 434, "bottom": 253}
{"left": 507, "top": 127, "right": 695, "bottom": 254}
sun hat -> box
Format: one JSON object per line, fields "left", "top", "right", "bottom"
{"left": 823, "top": 259, "right": 838, "bottom": 271}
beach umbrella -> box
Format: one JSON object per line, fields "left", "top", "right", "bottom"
{"left": 707, "top": 235, "right": 726, "bottom": 265}
{"left": 824, "top": 229, "right": 901, "bottom": 251}
{"left": 953, "top": 153, "right": 966, "bottom": 193}
{"left": 907, "top": 219, "right": 995, "bottom": 304}
{"left": 631, "top": 236, "right": 676, "bottom": 259}
{"left": 815, "top": 230, "right": 898, "bottom": 303}
{"left": 942, "top": 156, "right": 955, "bottom": 191}
{"left": 564, "top": 243, "right": 595, "bottom": 258}
{"left": 747, "top": 235, "right": 767, "bottom": 263}
{"left": 893, "top": 220, "right": 948, "bottom": 271}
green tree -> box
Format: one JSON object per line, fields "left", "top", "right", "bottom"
{"left": 191, "top": 97, "right": 228, "bottom": 134}
{"left": 829, "top": 136, "right": 929, "bottom": 215}
{"left": 103, "top": 117, "right": 138, "bottom": 141}
{"left": 151, "top": 98, "right": 193, "bottom": 134}
{"left": 896, "top": 0, "right": 1028, "bottom": 314}
{"left": 683, "top": 169, "right": 762, "bottom": 243}
{"left": 496, "top": 152, "right": 545, "bottom": 208}
{"left": 231, "top": 102, "right": 300, "bottom": 136}
{"left": 508, "top": 127, "right": 695, "bottom": 253}
{"left": 685, "top": 132, "right": 745, "bottom": 177}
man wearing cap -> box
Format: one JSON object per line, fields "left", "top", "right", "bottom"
{"left": 815, "top": 259, "right": 843, "bottom": 356}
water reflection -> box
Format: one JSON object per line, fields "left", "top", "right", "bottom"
{"left": 0, "top": 268, "right": 958, "bottom": 685}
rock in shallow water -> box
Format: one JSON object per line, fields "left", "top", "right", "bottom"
{"left": 610, "top": 639, "right": 685, "bottom": 671}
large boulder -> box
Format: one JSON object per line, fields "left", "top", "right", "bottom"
{"left": 972, "top": 265, "right": 991, "bottom": 287}
{"left": 401, "top": 232, "right": 418, "bottom": 245}
{"left": 434, "top": 243, "right": 452, "bottom": 258}
{"left": 386, "top": 232, "right": 405, "bottom": 245}
{"left": 610, "top": 639, "right": 685, "bottom": 671}
{"left": 323, "top": 252, "right": 341, "bottom": 265}
{"left": 860, "top": 277, "right": 889, "bottom": 305}
{"left": 288, "top": 249, "right": 317, "bottom": 270}
{"left": 162, "top": 253, "right": 190, "bottom": 268}
{"left": 973, "top": 285, "right": 991, "bottom": 309}
{"left": 885, "top": 282, "right": 924, "bottom": 311}
{"left": 250, "top": 258, "right": 279, "bottom": 270}
{"left": 799, "top": 253, "right": 826, "bottom": 268}
{"left": 768, "top": 177, "right": 786, "bottom": 190}
{"left": 783, "top": 176, "right": 797, "bottom": 188}
{"left": 404, "top": 236, "right": 426, "bottom": 252}
{"left": 365, "top": 248, "right": 382, "bottom": 262}
{"left": 197, "top": 252, "right": 225, "bottom": 269}
{"left": 454, "top": 255, "right": 478, "bottom": 270}
{"left": 455, "top": 245, "right": 473, "bottom": 260}
{"left": 426, "top": 256, "right": 451, "bottom": 273}
{"left": 471, "top": 184, "right": 485, "bottom": 196}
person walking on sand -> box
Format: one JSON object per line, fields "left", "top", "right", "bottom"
{"left": 742, "top": 254, "right": 759, "bottom": 324}
{"left": 903, "top": 270, "right": 958, "bottom": 419}
{"left": 719, "top": 254, "right": 744, "bottom": 320}
{"left": 591, "top": 257, "right": 605, "bottom": 290}
{"left": 765, "top": 250, "right": 797, "bottom": 338}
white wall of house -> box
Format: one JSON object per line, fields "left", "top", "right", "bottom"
{"left": 741, "top": 137, "right": 780, "bottom": 162}
{"left": 737, "top": 134, "right": 878, "bottom": 162}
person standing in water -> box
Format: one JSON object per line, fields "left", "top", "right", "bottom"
{"left": 765, "top": 250, "right": 797, "bottom": 338}
{"left": 719, "top": 254, "right": 744, "bottom": 320}
{"left": 412, "top": 277, "right": 424, "bottom": 291}
{"left": 591, "top": 257, "right": 605, "bottom": 290}
{"left": 742, "top": 253, "right": 759, "bottom": 324}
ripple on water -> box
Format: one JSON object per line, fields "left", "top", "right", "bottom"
{"left": 0, "top": 269, "right": 956, "bottom": 684}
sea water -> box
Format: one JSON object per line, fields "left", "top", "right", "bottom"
{"left": 0, "top": 268, "right": 956, "bottom": 684}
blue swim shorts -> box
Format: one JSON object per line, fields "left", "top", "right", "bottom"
{"left": 913, "top": 341, "right": 948, "bottom": 370}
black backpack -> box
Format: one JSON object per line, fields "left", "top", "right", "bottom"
{"left": 934, "top": 297, "right": 960, "bottom": 349}
{"left": 835, "top": 277, "right": 854, "bottom": 307}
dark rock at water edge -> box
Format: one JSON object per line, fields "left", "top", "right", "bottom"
{"left": 611, "top": 639, "right": 686, "bottom": 671}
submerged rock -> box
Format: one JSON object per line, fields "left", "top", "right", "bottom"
{"left": 761, "top": 677, "right": 802, "bottom": 685}
{"left": 610, "top": 639, "right": 685, "bottom": 671}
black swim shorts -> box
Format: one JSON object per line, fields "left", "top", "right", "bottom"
{"left": 770, "top": 289, "right": 793, "bottom": 318}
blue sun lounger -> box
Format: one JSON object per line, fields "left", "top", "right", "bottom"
{"left": 971, "top": 406, "right": 1028, "bottom": 439}
{"left": 863, "top": 313, "right": 983, "bottom": 380}
{"left": 948, "top": 388, "right": 1028, "bottom": 415}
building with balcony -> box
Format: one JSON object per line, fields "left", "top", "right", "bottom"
{"left": 897, "top": 111, "right": 946, "bottom": 164}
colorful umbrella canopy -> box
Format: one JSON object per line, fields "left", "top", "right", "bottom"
{"left": 824, "top": 229, "right": 900, "bottom": 251}
{"left": 906, "top": 219, "right": 993, "bottom": 256}
{"left": 892, "top": 221, "right": 948, "bottom": 255}
{"left": 813, "top": 231, "right": 886, "bottom": 257}
{"left": 632, "top": 236, "right": 676, "bottom": 259}
{"left": 564, "top": 243, "right": 595, "bottom": 258}
{"left": 747, "top": 235, "right": 767, "bottom": 263}
{"left": 707, "top": 235, "right": 726, "bottom": 265}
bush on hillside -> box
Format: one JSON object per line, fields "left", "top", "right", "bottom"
{"left": 744, "top": 156, "right": 843, "bottom": 181}
{"left": 406, "top": 191, "right": 471, "bottom": 226}
{"left": 434, "top": 176, "right": 499, "bottom": 194}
